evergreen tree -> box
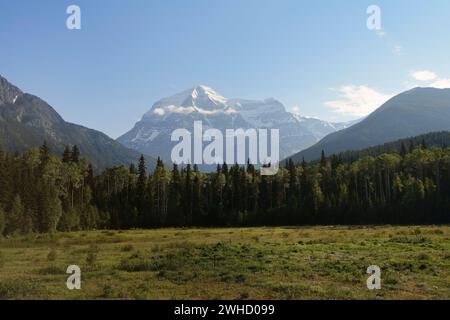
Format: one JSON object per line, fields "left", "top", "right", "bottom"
{"left": 71, "top": 145, "right": 80, "bottom": 163}
{"left": 6, "top": 194, "right": 23, "bottom": 235}
{"left": 136, "top": 155, "right": 147, "bottom": 225}
{"left": 167, "top": 164, "right": 182, "bottom": 226}
{"left": 320, "top": 150, "right": 327, "bottom": 167}
{"left": 400, "top": 142, "right": 407, "bottom": 157}
{"left": 129, "top": 163, "right": 137, "bottom": 175}
{"left": 137, "top": 155, "right": 147, "bottom": 191}
{"left": 86, "top": 164, "right": 95, "bottom": 191}
{"left": 62, "top": 146, "right": 72, "bottom": 163}
{"left": 192, "top": 174, "right": 202, "bottom": 225}
{"left": 183, "top": 164, "right": 193, "bottom": 226}
{"left": 421, "top": 139, "right": 428, "bottom": 149}
{"left": 39, "top": 141, "right": 51, "bottom": 169}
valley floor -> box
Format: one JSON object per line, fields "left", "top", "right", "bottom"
{"left": 0, "top": 226, "right": 449, "bottom": 300}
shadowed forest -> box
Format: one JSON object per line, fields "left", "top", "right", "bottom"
{"left": 1, "top": 137, "right": 449, "bottom": 236}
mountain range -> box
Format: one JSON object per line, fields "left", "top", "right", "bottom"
{"left": 118, "top": 85, "right": 355, "bottom": 162}
{"left": 3, "top": 74, "right": 449, "bottom": 171}
{"left": 0, "top": 75, "right": 148, "bottom": 170}
{"left": 289, "top": 87, "right": 450, "bottom": 162}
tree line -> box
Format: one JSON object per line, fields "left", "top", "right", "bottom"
{"left": 1, "top": 141, "right": 449, "bottom": 235}
{"left": 330, "top": 131, "right": 450, "bottom": 164}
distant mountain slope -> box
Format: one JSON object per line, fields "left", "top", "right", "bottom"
{"left": 289, "top": 87, "right": 450, "bottom": 162}
{"left": 0, "top": 75, "right": 151, "bottom": 170}
{"left": 118, "top": 85, "right": 353, "bottom": 162}
{"left": 315, "top": 131, "right": 450, "bottom": 164}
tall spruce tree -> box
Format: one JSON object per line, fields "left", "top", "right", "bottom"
{"left": 71, "top": 145, "right": 80, "bottom": 163}
{"left": 62, "top": 146, "right": 72, "bottom": 163}
{"left": 137, "top": 155, "right": 147, "bottom": 225}
{"left": 6, "top": 194, "right": 23, "bottom": 235}
{"left": 39, "top": 142, "right": 51, "bottom": 169}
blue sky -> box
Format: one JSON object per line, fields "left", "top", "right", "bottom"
{"left": 1, "top": 0, "right": 450, "bottom": 138}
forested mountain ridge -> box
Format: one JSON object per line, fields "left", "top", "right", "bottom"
{"left": 0, "top": 75, "right": 152, "bottom": 170}
{"left": 289, "top": 131, "right": 450, "bottom": 165}
{"left": 290, "top": 87, "right": 450, "bottom": 162}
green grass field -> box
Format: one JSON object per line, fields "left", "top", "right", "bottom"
{"left": 0, "top": 226, "right": 449, "bottom": 300}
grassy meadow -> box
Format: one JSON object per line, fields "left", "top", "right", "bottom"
{"left": 0, "top": 226, "right": 449, "bottom": 300}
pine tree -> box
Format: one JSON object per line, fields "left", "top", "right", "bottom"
{"left": 156, "top": 156, "right": 164, "bottom": 168}
{"left": 71, "top": 145, "right": 80, "bottom": 163}
{"left": 192, "top": 174, "right": 202, "bottom": 225}
{"left": 40, "top": 141, "right": 51, "bottom": 168}
{"left": 129, "top": 163, "right": 137, "bottom": 175}
{"left": 167, "top": 164, "right": 182, "bottom": 226}
{"left": 62, "top": 146, "right": 72, "bottom": 163}
{"left": 400, "top": 142, "right": 407, "bottom": 157}
{"left": 86, "top": 164, "right": 95, "bottom": 191}
{"left": 287, "top": 158, "right": 298, "bottom": 221}
{"left": 184, "top": 164, "right": 193, "bottom": 226}
{"left": 222, "top": 162, "right": 229, "bottom": 178}
{"left": 421, "top": 139, "right": 428, "bottom": 149}
{"left": 320, "top": 150, "right": 327, "bottom": 167}
{"left": 151, "top": 157, "right": 169, "bottom": 226}
{"left": 6, "top": 194, "right": 23, "bottom": 235}
{"left": 137, "top": 155, "right": 147, "bottom": 190}
{"left": 136, "top": 155, "right": 147, "bottom": 225}
{"left": 246, "top": 158, "right": 255, "bottom": 176}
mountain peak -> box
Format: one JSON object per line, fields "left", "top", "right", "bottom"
{"left": 188, "top": 85, "right": 227, "bottom": 107}
{"left": 192, "top": 84, "right": 216, "bottom": 93}
{"left": 0, "top": 75, "right": 23, "bottom": 105}
{"left": 144, "top": 85, "right": 228, "bottom": 119}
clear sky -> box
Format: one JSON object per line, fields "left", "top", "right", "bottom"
{"left": 1, "top": 0, "right": 450, "bottom": 138}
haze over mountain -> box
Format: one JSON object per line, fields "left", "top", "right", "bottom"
{"left": 118, "top": 85, "right": 354, "bottom": 162}
{"left": 289, "top": 87, "right": 450, "bottom": 162}
{"left": 0, "top": 75, "right": 149, "bottom": 170}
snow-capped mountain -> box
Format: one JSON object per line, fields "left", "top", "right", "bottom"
{"left": 292, "top": 114, "right": 360, "bottom": 140}
{"left": 118, "top": 85, "right": 355, "bottom": 162}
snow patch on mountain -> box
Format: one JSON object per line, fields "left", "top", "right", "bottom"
{"left": 131, "top": 127, "right": 160, "bottom": 143}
